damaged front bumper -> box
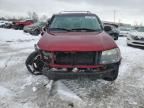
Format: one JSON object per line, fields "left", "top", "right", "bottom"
{"left": 42, "top": 63, "right": 120, "bottom": 80}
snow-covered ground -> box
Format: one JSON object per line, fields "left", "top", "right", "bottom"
{"left": 0, "top": 28, "right": 144, "bottom": 108}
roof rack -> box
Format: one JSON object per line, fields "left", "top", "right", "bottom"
{"left": 59, "top": 11, "right": 91, "bottom": 14}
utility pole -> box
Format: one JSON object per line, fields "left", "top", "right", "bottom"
{"left": 118, "top": 19, "right": 121, "bottom": 26}
{"left": 113, "top": 10, "right": 116, "bottom": 24}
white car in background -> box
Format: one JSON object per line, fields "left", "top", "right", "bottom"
{"left": 0, "top": 21, "right": 5, "bottom": 26}
{"left": 0, "top": 20, "right": 12, "bottom": 28}
{"left": 119, "top": 27, "right": 132, "bottom": 37}
{"left": 127, "top": 27, "right": 144, "bottom": 47}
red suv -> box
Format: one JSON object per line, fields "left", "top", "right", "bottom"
{"left": 13, "top": 19, "right": 34, "bottom": 30}
{"left": 26, "top": 11, "right": 121, "bottom": 81}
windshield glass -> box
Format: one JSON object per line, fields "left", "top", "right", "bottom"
{"left": 49, "top": 15, "right": 102, "bottom": 32}
{"left": 119, "top": 28, "right": 131, "bottom": 31}
{"left": 32, "top": 22, "right": 45, "bottom": 27}
{"left": 137, "top": 27, "right": 144, "bottom": 32}
{"left": 34, "top": 22, "right": 41, "bottom": 26}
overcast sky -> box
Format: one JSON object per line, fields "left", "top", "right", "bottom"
{"left": 0, "top": 0, "right": 143, "bottom": 25}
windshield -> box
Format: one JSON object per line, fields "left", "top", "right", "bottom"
{"left": 34, "top": 22, "right": 42, "bottom": 26}
{"left": 137, "top": 27, "right": 144, "bottom": 32}
{"left": 119, "top": 28, "right": 131, "bottom": 31}
{"left": 49, "top": 15, "right": 102, "bottom": 32}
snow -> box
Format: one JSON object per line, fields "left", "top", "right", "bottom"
{"left": 0, "top": 28, "right": 40, "bottom": 42}
{"left": 0, "top": 86, "right": 15, "bottom": 97}
{"left": 32, "top": 87, "right": 37, "bottom": 92}
{"left": 0, "top": 28, "right": 144, "bottom": 108}
{"left": 54, "top": 81, "right": 83, "bottom": 103}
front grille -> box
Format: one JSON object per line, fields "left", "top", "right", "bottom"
{"left": 54, "top": 52, "right": 101, "bottom": 65}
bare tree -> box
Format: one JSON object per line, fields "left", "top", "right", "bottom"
{"left": 40, "top": 14, "right": 48, "bottom": 21}
{"left": 27, "top": 11, "right": 39, "bottom": 22}
{"left": 28, "top": 11, "right": 32, "bottom": 19}
{"left": 32, "top": 12, "right": 39, "bottom": 22}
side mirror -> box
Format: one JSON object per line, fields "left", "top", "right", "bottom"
{"left": 47, "top": 18, "right": 51, "bottom": 24}
{"left": 42, "top": 27, "right": 46, "bottom": 32}
{"left": 41, "top": 32, "right": 44, "bottom": 36}
{"left": 104, "top": 26, "right": 112, "bottom": 32}
{"left": 48, "top": 20, "right": 50, "bottom": 24}
{"left": 41, "top": 27, "right": 46, "bottom": 36}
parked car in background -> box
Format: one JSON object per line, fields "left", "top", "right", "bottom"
{"left": 0, "top": 23, "right": 5, "bottom": 28}
{"left": 119, "top": 27, "right": 132, "bottom": 36}
{"left": 0, "top": 20, "right": 12, "bottom": 28}
{"left": 127, "top": 27, "right": 144, "bottom": 47}
{"left": 3, "top": 22, "right": 13, "bottom": 29}
{"left": 104, "top": 23, "right": 119, "bottom": 40}
{"left": 25, "top": 11, "right": 121, "bottom": 81}
{"left": 13, "top": 19, "right": 34, "bottom": 30}
{"left": 0, "top": 21, "right": 5, "bottom": 28}
{"left": 24, "top": 22, "right": 46, "bottom": 35}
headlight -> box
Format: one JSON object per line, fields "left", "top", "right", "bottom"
{"left": 42, "top": 51, "right": 53, "bottom": 58}
{"left": 100, "top": 48, "right": 121, "bottom": 64}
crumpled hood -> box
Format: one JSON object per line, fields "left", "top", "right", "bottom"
{"left": 38, "top": 32, "right": 117, "bottom": 51}
{"left": 129, "top": 31, "right": 144, "bottom": 37}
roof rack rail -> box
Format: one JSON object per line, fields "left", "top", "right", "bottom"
{"left": 59, "top": 11, "right": 91, "bottom": 14}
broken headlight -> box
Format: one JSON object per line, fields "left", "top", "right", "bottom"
{"left": 100, "top": 48, "right": 121, "bottom": 64}
{"left": 42, "top": 51, "right": 53, "bottom": 58}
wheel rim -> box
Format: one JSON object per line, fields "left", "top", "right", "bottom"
{"left": 27, "top": 55, "right": 43, "bottom": 75}
{"left": 33, "top": 29, "right": 39, "bottom": 35}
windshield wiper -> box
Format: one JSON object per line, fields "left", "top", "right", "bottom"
{"left": 50, "top": 28, "right": 71, "bottom": 31}
{"left": 50, "top": 28, "right": 102, "bottom": 32}
{"left": 71, "top": 28, "right": 100, "bottom": 32}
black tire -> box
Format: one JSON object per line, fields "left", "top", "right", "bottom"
{"left": 33, "top": 29, "right": 40, "bottom": 36}
{"left": 127, "top": 43, "right": 131, "bottom": 46}
{"left": 30, "top": 29, "right": 40, "bottom": 36}
{"left": 25, "top": 51, "right": 44, "bottom": 75}
{"left": 113, "top": 34, "right": 119, "bottom": 40}
{"left": 14, "top": 26, "right": 19, "bottom": 30}
{"left": 115, "top": 35, "right": 118, "bottom": 40}
{"left": 103, "top": 66, "right": 119, "bottom": 81}
{"left": 19, "top": 25, "right": 24, "bottom": 30}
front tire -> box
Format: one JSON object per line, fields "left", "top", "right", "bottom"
{"left": 31, "top": 29, "right": 40, "bottom": 36}
{"left": 19, "top": 25, "right": 24, "bottom": 30}
{"left": 114, "top": 35, "right": 118, "bottom": 40}
{"left": 113, "top": 34, "right": 119, "bottom": 40}
{"left": 34, "top": 29, "right": 40, "bottom": 35}
{"left": 25, "top": 51, "right": 44, "bottom": 75}
{"left": 127, "top": 43, "right": 131, "bottom": 46}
